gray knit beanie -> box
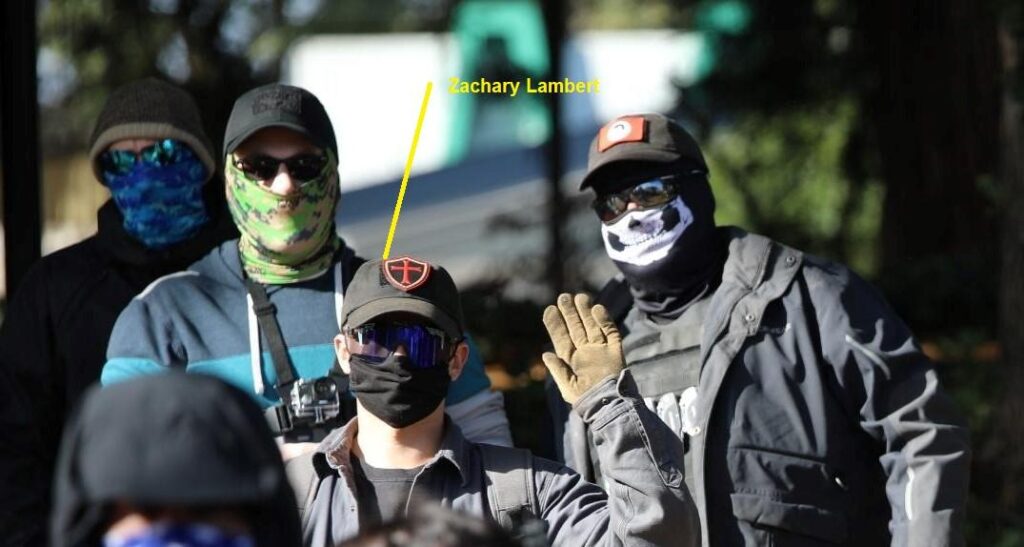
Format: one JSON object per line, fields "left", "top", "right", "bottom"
{"left": 88, "top": 78, "right": 216, "bottom": 182}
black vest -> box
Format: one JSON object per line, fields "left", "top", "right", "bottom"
{"left": 583, "top": 290, "right": 709, "bottom": 492}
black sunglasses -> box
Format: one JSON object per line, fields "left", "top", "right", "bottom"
{"left": 98, "top": 139, "right": 195, "bottom": 176}
{"left": 592, "top": 174, "right": 693, "bottom": 223}
{"left": 232, "top": 153, "right": 328, "bottom": 183}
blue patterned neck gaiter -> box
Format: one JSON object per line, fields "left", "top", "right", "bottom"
{"left": 103, "top": 522, "right": 255, "bottom": 547}
{"left": 103, "top": 153, "right": 210, "bottom": 249}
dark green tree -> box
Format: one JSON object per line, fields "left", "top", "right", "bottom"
{"left": 677, "top": 0, "right": 1022, "bottom": 541}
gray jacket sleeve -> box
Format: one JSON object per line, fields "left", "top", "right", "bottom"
{"left": 815, "top": 268, "right": 970, "bottom": 547}
{"left": 535, "top": 370, "right": 698, "bottom": 547}
{"left": 446, "top": 389, "right": 513, "bottom": 447}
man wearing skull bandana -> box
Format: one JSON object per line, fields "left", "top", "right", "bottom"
{"left": 550, "top": 113, "right": 970, "bottom": 546}
{"left": 102, "top": 84, "right": 511, "bottom": 450}
{"left": 293, "top": 256, "right": 697, "bottom": 546}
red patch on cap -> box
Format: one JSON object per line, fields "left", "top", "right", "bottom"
{"left": 597, "top": 116, "right": 647, "bottom": 152}
{"left": 382, "top": 256, "right": 431, "bottom": 291}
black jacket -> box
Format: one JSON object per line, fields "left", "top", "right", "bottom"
{"left": 0, "top": 188, "right": 236, "bottom": 546}
{"left": 554, "top": 229, "right": 969, "bottom": 546}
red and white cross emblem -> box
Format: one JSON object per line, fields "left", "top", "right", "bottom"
{"left": 382, "top": 256, "right": 432, "bottom": 291}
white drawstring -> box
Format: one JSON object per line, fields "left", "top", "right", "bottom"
{"left": 333, "top": 262, "right": 344, "bottom": 331}
{"left": 247, "top": 262, "right": 345, "bottom": 397}
{"left": 247, "top": 292, "right": 264, "bottom": 396}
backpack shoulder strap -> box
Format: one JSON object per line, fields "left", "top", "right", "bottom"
{"left": 478, "top": 444, "right": 540, "bottom": 530}
{"left": 285, "top": 451, "right": 322, "bottom": 529}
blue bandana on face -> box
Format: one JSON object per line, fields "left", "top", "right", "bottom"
{"left": 102, "top": 149, "right": 209, "bottom": 249}
{"left": 103, "top": 522, "right": 255, "bottom": 547}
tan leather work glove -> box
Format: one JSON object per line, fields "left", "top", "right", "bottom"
{"left": 542, "top": 293, "right": 624, "bottom": 405}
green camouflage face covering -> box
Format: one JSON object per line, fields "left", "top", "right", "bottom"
{"left": 225, "top": 150, "right": 340, "bottom": 284}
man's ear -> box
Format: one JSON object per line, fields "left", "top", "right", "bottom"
{"left": 448, "top": 341, "right": 469, "bottom": 381}
{"left": 333, "top": 333, "right": 351, "bottom": 374}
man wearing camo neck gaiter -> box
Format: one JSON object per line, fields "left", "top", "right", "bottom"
{"left": 103, "top": 84, "right": 512, "bottom": 452}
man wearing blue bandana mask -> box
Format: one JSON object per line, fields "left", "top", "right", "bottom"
{"left": 548, "top": 113, "right": 970, "bottom": 547}
{"left": 0, "top": 79, "right": 236, "bottom": 545}
{"left": 99, "top": 138, "right": 211, "bottom": 249}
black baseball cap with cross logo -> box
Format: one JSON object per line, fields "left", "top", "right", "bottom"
{"left": 340, "top": 256, "right": 465, "bottom": 340}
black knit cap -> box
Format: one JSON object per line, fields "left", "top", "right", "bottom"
{"left": 341, "top": 257, "right": 465, "bottom": 340}
{"left": 222, "top": 83, "right": 337, "bottom": 158}
{"left": 579, "top": 113, "right": 707, "bottom": 191}
{"left": 88, "top": 78, "right": 217, "bottom": 182}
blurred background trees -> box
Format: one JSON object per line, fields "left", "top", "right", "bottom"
{"left": 678, "top": 2, "right": 1021, "bottom": 542}
{"left": 8, "top": 0, "right": 1024, "bottom": 542}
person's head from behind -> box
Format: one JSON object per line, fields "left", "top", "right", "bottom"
{"left": 50, "top": 373, "right": 301, "bottom": 547}
{"left": 337, "top": 502, "right": 520, "bottom": 547}
{"left": 580, "top": 113, "right": 719, "bottom": 295}
{"left": 222, "top": 84, "right": 340, "bottom": 284}
{"left": 333, "top": 256, "right": 469, "bottom": 429}
{"left": 89, "top": 78, "right": 217, "bottom": 250}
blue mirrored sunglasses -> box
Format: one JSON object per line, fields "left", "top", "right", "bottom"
{"left": 98, "top": 138, "right": 196, "bottom": 176}
{"left": 343, "top": 322, "right": 456, "bottom": 369}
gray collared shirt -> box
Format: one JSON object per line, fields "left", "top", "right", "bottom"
{"left": 303, "top": 373, "right": 698, "bottom": 547}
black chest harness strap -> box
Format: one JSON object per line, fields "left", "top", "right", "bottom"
{"left": 242, "top": 246, "right": 359, "bottom": 437}
{"left": 244, "top": 277, "right": 299, "bottom": 422}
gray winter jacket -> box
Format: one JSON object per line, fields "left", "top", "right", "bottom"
{"left": 302, "top": 372, "right": 698, "bottom": 547}
{"left": 559, "top": 228, "right": 970, "bottom": 547}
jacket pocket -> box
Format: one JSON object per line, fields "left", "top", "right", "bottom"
{"left": 728, "top": 447, "right": 848, "bottom": 545}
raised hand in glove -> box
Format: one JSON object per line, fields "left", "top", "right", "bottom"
{"left": 542, "top": 293, "right": 624, "bottom": 405}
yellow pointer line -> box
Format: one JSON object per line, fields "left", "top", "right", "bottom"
{"left": 382, "top": 81, "right": 433, "bottom": 259}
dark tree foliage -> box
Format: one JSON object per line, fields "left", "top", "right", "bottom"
{"left": 677, "top": 0, "right": 1023, "bottom": 541}
{"left": 991, "top": 3, "right": 1024, "bottom": 538}
{"left": 40, "top": 0, "right": 282, "bottom": 154}
{"left": 38, "top": 0, "right": 457, "bottom": 156}
{"left": 862, "top": 0, "right": 1001, "bottom": 335}
{"left": 680, "top": 0, "right": 1001, "bottom": 333}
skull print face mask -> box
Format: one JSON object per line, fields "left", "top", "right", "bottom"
{"left": 601, "top": 197, "right": 693, "bottom": 267}
{"left": 598, "top": 175, "right": 721, "bottom": 301}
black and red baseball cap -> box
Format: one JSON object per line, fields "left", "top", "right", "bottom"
{"left": 341, "top": 257, "right": 465, "bottom": 340}
{"left": 579, "top": 113, "right": 707, "bottom": 190}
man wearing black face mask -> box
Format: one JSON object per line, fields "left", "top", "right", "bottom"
{"left": 550, "top": 113, "right": 970, "bottom": 547}
{"left": 290, "top": 256, "right": 698, "bottom": 547}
